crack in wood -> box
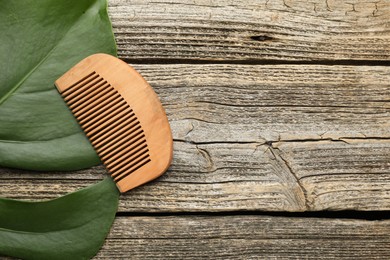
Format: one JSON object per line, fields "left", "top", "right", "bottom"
{"left": 270, "top": 145, "right": 310, "bottom": 210}
{"left": 345, "top": 2, "right": 358, "bottom": 15}
{"left": 174, "top": 137, "right": 390, "bottom": 146}
{"left": 115, "top": 210, "right": 390, "bottom": 220}
{"left": 325, "top": 0, "right": 333, "bottom": 12}
{"left": 250, "top": 35, "right": 274, "bottom": 42}
{"left": 283, "top": 0, "right": 292, "bottom": 9}
{"left": 265, "top": 144, "right": 309, "bottom": 211}
{"left": 184, "top": 121, "right": 196, "bottom": 143}
{"left": 373, "top": 1, "right": 379, "bottom": 17}
{"left": 121, "top": 58, "right": 390, "bottom": 66}
{"left": 195, "top": 145, "right": 215, "bottom": 171}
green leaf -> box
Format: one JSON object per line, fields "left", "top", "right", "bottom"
{"left": 0, "top": 178, "right": 120, "bottom": 260}
{"left": 0, "top": 0, "right": 117, "bottom": 170}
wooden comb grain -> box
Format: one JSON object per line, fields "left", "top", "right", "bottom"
{"left": 89, "top": 112, "right": 136, "bottom": 142}
{"left": 73, "top": 89, "right": 118, "bottom": 117}
{"left": 68, "top": 80, "right": 109, "bottom": 109}
{"left": 76, "top": 93, "right": 120, "bottom": 121}
{"left": 64, "top": 77, "right": 103, "bottom": 102}
{"left": 92, "top": 117, "right": 139, "bottom": 149}
{"left": 104, "top": 134, "right": 145, "bottom": 163}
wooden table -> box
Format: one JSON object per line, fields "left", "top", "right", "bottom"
{"left": 1, "top": 0, "right": 389, "bottom": 258}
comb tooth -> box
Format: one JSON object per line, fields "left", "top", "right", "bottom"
{"left": 82, "top": 100, "right": 127, "bottom": 129}
{"left": 113, "top": 155, "right": 151, "bottom": 181}
{"left": 114, "top": 158, "right": 151, "bottom": 183}
{"left": 97, "top": 124, "right": 142, "bottom": 155}
{"left": 61, "top": 71, "right": 97, "bottom": 97}
{"left": 64, "top": 76, "right": 103, "bottom": 102}
{"left": 112, "top": 152, "right": 150, "bottom": 178}
{"left": 104, "top": 143, "right": 147, "bottom": 172}
{"left": 101, "top": 129, "right": 145, "bottom": 162}
{"left": 105, "top": 140, "right": 147, "bottom": 168}
{"left": 114, "top": 158, "right": 152, "bottom": 183}
{"left": 72, "top": 83, "right": 113, "bottom": 114}
{"left": 79, "top": 99, "right": 126, "bottom": 125}
{"left": 85, "top": 108, "right": 130, "bottom": 137}
{"left": 99, "top": 127, "right": 143, "bottom": 160}
{"left": 88, "top": 110, "right": 134, "bottom": 141}
{"left": 69, "top": 80, "right": 109, "bottom": 109}
{"left": 93, "top": 118, "right": 139, "bottom": 149}
{"left": 88, "top": 114, "right": 135, "bottom": 146}
{"left": 73, "top": 91, "right": 119, "bottom": 118}
{"left": 83, "top": 104, "right": 128, "bottom": 133}
{"left": 101, "top": 131, "right": 145, "bottom": 162}
{"left": 77, "top": 94, "right": 121, "bottom": 122}
{"left": 92, "top": 117, "right": 137, "bottom": 150}
{"left": 107, "top": 144, "right": 148, "bottom": 173}
{"left": 93, "top": 124, "right": 142, "bottom": 157}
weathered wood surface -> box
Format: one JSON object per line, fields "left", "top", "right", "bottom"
{"left": 109, "top": 0, "right": 390, "bottom": 62}
{"left": 1, "top": 65, "right": 389, "bottom": 212}
{"left": 94, "top": 215, "right": 390, "bottom": 259}
{"left": 1, "top": 1, "right": 390, "bottom": 259}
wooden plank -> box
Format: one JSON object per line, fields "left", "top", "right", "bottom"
{"left": 0, "top": 142, "right": 306, "bottom": 212}
{"left": 0, "top": 64, "right": 389, "bottom": 211}
{"left": 138, "top": 64, "right": 390, "bottom": 142}
{"left": 95, "top": 215, "right": 390, "bottom": 259}
{"left": 1, "top": 139, "right": 389, "bottom": 212}
{"left": 108, "top": 0, "right": 390, "bottom": 62}
{"left": 273, "top": 139, "right": 390, "bottom": 211}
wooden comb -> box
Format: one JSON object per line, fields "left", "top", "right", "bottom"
{"left": 55, "top": 54, "right": 173, "bottom": 193}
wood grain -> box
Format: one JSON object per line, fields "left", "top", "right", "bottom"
{"left": 94, "top": 215, "right": 390, "bottom": 259}
{"left": 139, "top": 64, "right": 390, "bottom": 142}
{"left": 0, "top": 64, "right": 389, "bottom": 211}
{"left": 108, "top": 0, "right": 390, "bottom": 62}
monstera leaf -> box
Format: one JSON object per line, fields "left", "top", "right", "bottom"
{"left": 0, "top": 0, "right": 121, "bottom": 259}
{"left": 0, "top": 178, "right": 120, "bottom": 260}
{"left": 0, "top": 0, "right": 117, "bottom": 170}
